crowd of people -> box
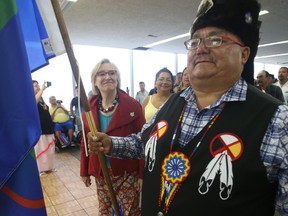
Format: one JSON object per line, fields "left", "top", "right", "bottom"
{"left": 32, "top": 0, "right": 288, "bottom": 215}
{"left": 86, "top": 0, "right": 288, "bottom": 215}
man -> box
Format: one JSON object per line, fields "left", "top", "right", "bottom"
{"left": 135, "top": 81, "right": 149, "bottom": 105}
{"left": 173, "top": 72, "right": 182, "bottom": 88}
{"left": 49, "top": 96, "right": 75, "bottom": 147}
{"left": 267, "top": 73, "right": 276, "bottom": 85}
{"left": 88, "top": 0, "right": 288, "bottom": 215}
{"left": 70, "top": 86, "right": 84, "bottom": 132}
{"left": 256, "top": 70, "right": 285, "bottom": 102}
{"left": 274, "top": 66, "right": 288, "bottom": 103}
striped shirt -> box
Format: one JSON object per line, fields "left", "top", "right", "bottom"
{"left": 111, "top": 78, "right": 288, "bottom": 214}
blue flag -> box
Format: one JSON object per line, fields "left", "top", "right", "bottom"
{"left": 0, "top": 0, "right": 55, "bottom": 214}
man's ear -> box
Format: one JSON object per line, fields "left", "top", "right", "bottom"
{"left": 241, "top": 46, "right": 250, "bottom": 64}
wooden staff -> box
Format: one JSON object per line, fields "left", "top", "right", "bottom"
{"left": 50, "top": 1, "right": 121, "bottom": 215}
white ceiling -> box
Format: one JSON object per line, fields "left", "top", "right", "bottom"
{"left": 61, "top": 0, "right": 288, "bottom": 65}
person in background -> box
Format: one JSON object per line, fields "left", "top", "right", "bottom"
{"left": 267, "top": 73, "right": 276, "bottom": 85}
{"left": 33, "top": 80, "right": 55, "bottom": 176}
{"left": 173, "top": 67, "right": 190, "bottom": 93}
{"left": 173, "top": 72, "right": 183, "bottom": 88}
{"left": 274, "top": 66, "right": 288, "bottom": 104}
{"left": 70, "top": 86, "right": 84, "bottom": 133}
{"left": 87, "top": 0, "right": 288, "bottom": 215}
{"left": 148, "top": 87, "right": 157, "bottom": 95}
{"left": 49, "top": 96, "right": 75, "bottom": 147}
{"left": 135, "top": 81, "right": 149, "bottom": 105}
{"left": 88, "top": 90, "right": 95, "bottom": 99}
{"left": 142, "top": 67, "right": 174, "bottom": 122}
{"left": 126, "top": 86, "right": 130, "bottom": 95}
{"left": 256, "top": 70, "right": 285, "bottom": 102}
{"left": 80, "top": 58, "right": 145, "bottom": 215}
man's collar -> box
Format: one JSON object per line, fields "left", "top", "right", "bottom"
{"left": 181, "top": 78, "right": 248, "bottom": 106}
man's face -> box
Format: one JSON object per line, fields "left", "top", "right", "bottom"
{"left": 267, "top": 76, "right": 274, "bottom": 85}
{"left": 256, "top": 71, "right": 268, "bottom": 87}
{"left": 176, "top": 73, "right": 182, "bottom": 84}
{"left": 187, "top": 27, "right": 250, "bottom": 89}
{"left": 139, "top": 83, "right": 145, "bottom": 90}
{"left": 278, "top": 68, "right": 288, "bottom": 81}
{"left": 49, "top": 98, "right": 57, "bottom": 105}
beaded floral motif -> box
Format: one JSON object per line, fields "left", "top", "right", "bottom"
{"left": 159, "top": 151, "right": 190, "bottom": 213}
{"left": 245, "top": 12, "right": 252, "bottom": 24}
{"left": 157, "top": 104, "right": 223, "bottom": 214}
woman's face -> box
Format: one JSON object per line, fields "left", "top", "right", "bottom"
{"left": 33, "top": 82, "right": 40, "bottom": 95}
{"left": 94, "top": 63, "right": 118, "bottom": 93}
{"left": 182, "top": 69, "right": 190, "bottom": 88}
{"left": 155, "top": 72, "right": 173, "bottom": 93}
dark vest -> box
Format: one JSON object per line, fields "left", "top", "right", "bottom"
{"left": 141, "top": 85, "right": 281, "bottom": 216}
{"left": 37, "top": 102, "right": 54, "bottom": 134}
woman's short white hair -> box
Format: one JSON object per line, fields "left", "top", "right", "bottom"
{"left": 90, "top": 58, "right": 121, "bottom": 95}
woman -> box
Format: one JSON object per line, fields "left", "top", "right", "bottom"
{"left": 142, "top": 67, "right": 174, "bottom": 122}
{"left": 80, "top": 59, "right": 145, "bottom": 215}
{"left": 33, "top": 80, "right": 55, "bottom": 176}
{"left": 173, "top": 67, "right": 190, "bottom": 93}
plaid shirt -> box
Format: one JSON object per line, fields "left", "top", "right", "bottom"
{"left": 111, "top": 78, "right": 288, "bottom": 214}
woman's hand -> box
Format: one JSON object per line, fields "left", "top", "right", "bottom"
{"left": 137, "top": 178, "right": 143, "bottom": 192}
{"left": 41, "top": 81, "right": 47, "bottom": 92}
{"left": 88, "top": 132, "right": 113, "bottom": 155}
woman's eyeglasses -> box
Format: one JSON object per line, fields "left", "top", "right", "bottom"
{"left": 97, "top": 70, "right": 117, "bottom": 78}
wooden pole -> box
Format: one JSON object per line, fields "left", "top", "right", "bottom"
{"left": 50, "top": 1, "right": 121, "bottom": 215}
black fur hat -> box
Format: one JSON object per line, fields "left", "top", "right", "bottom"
{"left": 191, "top": 0, "right": 261, "bottom": 85}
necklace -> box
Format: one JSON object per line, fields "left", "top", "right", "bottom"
{"left": 39, "top": 99, "right": 48, "bottom": 110}
{"left": 98, "top": 95, "right": 119, "bottom": 113}
{"left": 159, "top": 104, "right": 223, "bottom": 214}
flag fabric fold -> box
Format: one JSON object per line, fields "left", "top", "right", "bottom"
{"left": 0, "top": 151, "right": 46, "bottom": 215}
{"left": 17, "top": 0, "right": 56, "bottom": 72}
{"left": 36, "top": 0, "right": 66, "bottom": 56}
{"left": 0, "top": 0, "right": 54, "bottom": 214}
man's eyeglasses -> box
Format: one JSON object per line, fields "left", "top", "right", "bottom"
{"left": 184, "top": 35, "right": 244, "bottom": 50}
{"left": 97, "top": 70, "right": 117, "bottom": 78}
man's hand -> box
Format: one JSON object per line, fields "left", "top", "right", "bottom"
{"left": 88, "top": 132, "right": 113, "bottom": 155}
{"left": 81, "top": 176, "right": 91, "bottom": 187}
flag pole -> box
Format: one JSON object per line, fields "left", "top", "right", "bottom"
{"left": 50, "top": 1, "right": 121, "bottom": 215}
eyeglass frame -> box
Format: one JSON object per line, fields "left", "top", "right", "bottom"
{"left": 156, "top": 77, "right": 173, "bottom": 83}
{"left": 96, "top": 70, "right": 117, "bottom": 78}
{"left": 184, "top": 35, "right": 244, "bottom": 50}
